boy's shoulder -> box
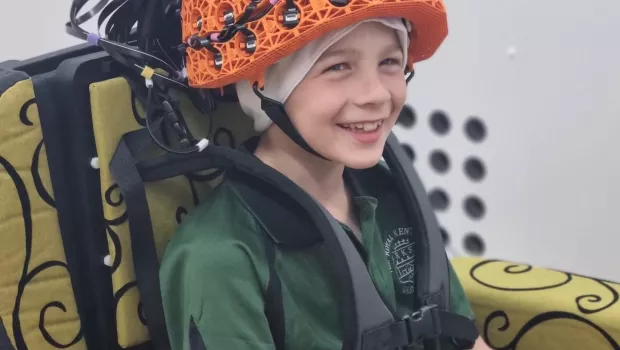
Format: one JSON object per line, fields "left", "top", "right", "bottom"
{"left": 167, "top": 177, "right": 262, "bottom": 247}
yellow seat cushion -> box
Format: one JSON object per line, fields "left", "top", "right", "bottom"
{"left": 0, "top": 73, "right": 85, "bottom": 349}
{"left": 452, "top": 257, "right": 620, "bottom": 350}
{"left": 88, "top": 76, "right": 256, "bottom": 347}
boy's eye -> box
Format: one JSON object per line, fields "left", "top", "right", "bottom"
{"left": 324, "top": 63, "right": 350, "bottom": 73}
{"left": 381, "top": 58, "right": 402, "bottom": 66}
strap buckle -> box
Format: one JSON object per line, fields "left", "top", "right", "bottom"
{"left": 403, "top": 304, "right": 441, "bottom": 343}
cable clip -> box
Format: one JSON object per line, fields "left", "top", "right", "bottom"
{"left": 282, "top": 7, "right": 299, "bottom": 28}
{"left": 141, "top": 66, "right": 155, "bottom": 88}
{"left": 196, "top": 139, "right": 209, "bottom": 152}
{"left": 212, "top": 52, "right": 223, "bottom": 70}
{"left": 244, "top": 34, "right": 257, "bottom": 54}
{"left": 223, "top": 11, "right": 235, "bottom": 26}
{"left": 87, "top": 33, "right": 100, "bottom": 46}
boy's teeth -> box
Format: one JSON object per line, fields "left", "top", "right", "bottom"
{"left": 343, "top": 120, "right": 382, "bottom": 131}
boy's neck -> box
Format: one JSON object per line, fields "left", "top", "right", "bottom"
{"left": 253, "top": 128, "right": 350, "bottom": 220}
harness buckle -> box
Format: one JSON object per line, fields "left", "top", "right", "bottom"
{"left": 403, "top": 304, "right": 441, "bottom": 343}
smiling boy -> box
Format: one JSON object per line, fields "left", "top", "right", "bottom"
{"left": 159, "top": 11, "right": 491, "bottom": 349}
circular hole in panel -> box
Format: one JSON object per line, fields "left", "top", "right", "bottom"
{"left": 397, "top": 105, "right": 416, "bottom": 128}
{"left": 429, "top": 110, "right": 450, "bottom": 135}
{"left": 428, "top": 188, "right": 450, "bottom": 211}
{"left": 429, "top": 150, "right": 450, "bottom": 173}
{"left": 463, "top": 232, "right": 485, "bottom": 255}
{"left": 464, "top": 156, "right": 486, "bottom": 181}
{"left": 465, "top": 116, "right": 487, "bottom": 142}
{"left": 463, "top": 195, "right": 486, "bottom": 220}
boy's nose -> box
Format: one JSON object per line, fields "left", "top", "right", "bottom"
{"left": 353, "top": 72, "right": 392, "bottom": 108}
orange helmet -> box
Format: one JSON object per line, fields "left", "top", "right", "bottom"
{"left": 181, "top": 0, "right": 448, "bottom": 89}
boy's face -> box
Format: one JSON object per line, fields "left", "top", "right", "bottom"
{"left": 284, "top": 21, "right": 407, "bottom": 169}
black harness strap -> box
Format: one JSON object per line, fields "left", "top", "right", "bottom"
{"left": 262, "top": 231, "right": 287, "bottom": 350}
{"left": 188, "top": 317, "right": 207, "bottom": 350}
{"left": 361, "top": 305, "right": 478, "bottom": 350}
{"left": 0, "top": 317, "right": 15, "bottom": 350}
{"left": 230, "top": 169, "right": 289, "bottom": 349}
{"left": 108, "top": 131, "right": 170, "bottom": 350}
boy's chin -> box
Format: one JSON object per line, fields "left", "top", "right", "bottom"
{"left": 340, "top": 152, "right": 384, "bottom": 170}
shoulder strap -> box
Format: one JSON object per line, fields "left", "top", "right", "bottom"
{"left": 226, "top": 164, "right": 397, "bottom": 350}
{"left": 382, "top": 134, "right": 479, "bottom": 349}
{"left": 383, "top": 134, "right": 449, "bottom": 309}
{"left": 109, "top": 130, "right": 171, "bottom": 350}
{"left": 262, "top": 234, "right": 286, "bottom": 350}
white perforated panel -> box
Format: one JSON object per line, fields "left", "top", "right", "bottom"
{"left": 395, "top": 0, "right": 620, "bottom": 281}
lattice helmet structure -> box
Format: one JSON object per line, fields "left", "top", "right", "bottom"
{"left": 181, "top": 0, "right": 449, "bottom": 89}
{"left": 64, "top": 0, "right": 449, "bottom": 157}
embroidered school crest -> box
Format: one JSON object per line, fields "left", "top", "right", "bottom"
{"left": 384, "top": 227, "right": 415, "bottom": 295}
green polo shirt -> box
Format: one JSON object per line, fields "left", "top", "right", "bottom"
{"left": 159, "top": 156, "right": 474, "bottom": 350}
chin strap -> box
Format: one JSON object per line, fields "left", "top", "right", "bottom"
{"left": 252, "top": 82, "right": 329, "bottom": 160}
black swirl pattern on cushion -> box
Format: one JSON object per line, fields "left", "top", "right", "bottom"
{"left": 40, "top": 301, "right": 83, "bottom": 348}
{"left": 137, "top": 301, "right": 147, "bottom": 326}
{"left": 105, "top": 183, "right": 124, "bottom": 206}
{"left": 574, "top": 278, "right": 619, "bottom": 314}
{"left": 130, "top": 89, "right": 147, "bottom": 127}
{"left": 31, "top": 140, "right": 55, "bottom": 208}
{"left": 470, "top": 259, "right": 620, "bottom": 316}
{"left": 114, "top": 281, "right": 147, "bottom": 326}
{"left": 106, "top": 226, "right": 122, "bottom": 274}
{"left": 483, "top": 310, "right": 620, "bottom": 350}
{"left": 470, "top": 259, "right": 572, "bottom": 291}
{"left": 104, "top": 184, "right": 128, "bottom": 226}
{"left": 19, "top": 98, "right": 35, "bottom": 126}
{"left": 213, "top": 127, "right": 235, "bottom": 147}
{"left": 1, "top": 155, "right": 83, "bottom": 349}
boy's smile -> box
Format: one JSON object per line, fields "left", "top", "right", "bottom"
{"left": 337, "top": 119, "right": 385, "bottom": 144}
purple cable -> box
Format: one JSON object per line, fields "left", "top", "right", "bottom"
{"left": 87, "top": 33, "right": 100, "bottom": 46}
{"left": 210, "top": 33, "right": 220, "bottom": 42}
{"left": 270, "top": 0, "right": 279, "bottom": 5}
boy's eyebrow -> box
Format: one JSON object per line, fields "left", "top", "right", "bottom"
{"left": 317, "top": 42, "right": 404, "bottom": 63}
{"left": 381, "top": 42, "right": 404, "bottom": 57}
{"left": 316, "top": 47, "right": 359, "bottom": 62}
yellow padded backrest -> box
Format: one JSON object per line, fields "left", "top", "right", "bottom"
{"left": 452, "top": 257, "right": 620, "bottom": 350}
{"left": 88, "top": 76, "right": 256, "bottom": 347}
{"left": 0, "top": 72, "right": 86, "bottom": 349}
